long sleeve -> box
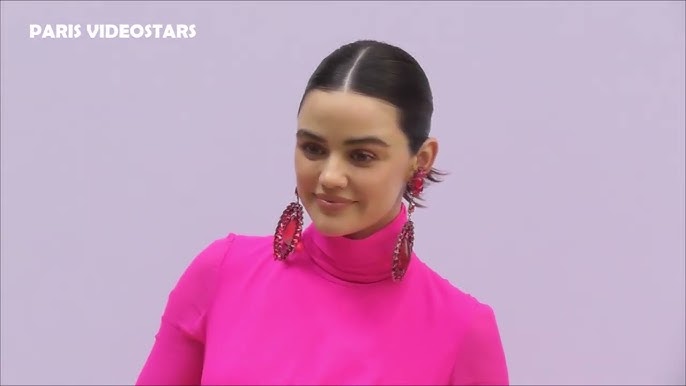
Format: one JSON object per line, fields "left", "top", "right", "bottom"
{"left": 450, "top": 303, "right": 509, "bottom": 385}
{"left": 136, "top": 234, "right": 235, "bottom": 385}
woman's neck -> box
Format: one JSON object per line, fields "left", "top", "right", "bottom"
{"left": 300, "top": 202, "right": 410, "bottom": 284}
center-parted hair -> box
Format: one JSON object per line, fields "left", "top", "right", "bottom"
{"left": 298, "top": 39, "right": 445, "bottom": 205}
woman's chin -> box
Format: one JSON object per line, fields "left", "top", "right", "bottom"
{"left": 310, "top": 217, "right": 358, "bottom": 238}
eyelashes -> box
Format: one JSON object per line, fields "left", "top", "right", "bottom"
{"left": 349, "top": 151, "right": 375, "bottom": 163}
{"left": 301, "top": 142, "right": 326, "bottom": 156}
{"left": 299, "top": 142, "right": 377, "bottom": 165}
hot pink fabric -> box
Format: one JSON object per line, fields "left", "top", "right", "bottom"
{"left": 136, "top": 205, "right": 509, "bottom": 385}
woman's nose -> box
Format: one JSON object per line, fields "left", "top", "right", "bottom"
{"left": 318, "top": 160, "right": 348, "bottom": 189}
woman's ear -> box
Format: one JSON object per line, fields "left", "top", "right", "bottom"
{"left": 415, "top": 137, "right": 439, "bottom": 171}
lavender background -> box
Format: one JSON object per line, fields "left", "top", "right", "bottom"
{"left": 1, "top": 1, "right": 684, "bottom": 385}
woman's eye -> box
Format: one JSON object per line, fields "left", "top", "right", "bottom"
{"left": 301, "top": 143, "right": 326, "bottom": 156}
{"left": 350, "top": 151, "right": 376, "bottom": 163}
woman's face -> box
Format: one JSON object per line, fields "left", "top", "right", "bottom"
{"left": 295, "top": 89, "right": 417, "bottom": 239}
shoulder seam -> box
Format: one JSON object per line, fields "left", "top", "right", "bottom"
{"left": 194, "top": 233, "right": 238, "bottom": 342}
{"left": 218, "top": 232, "right": 238, "bottom": 270}
{"left": 448, "top": 299, "right": 483, "bottom": 382}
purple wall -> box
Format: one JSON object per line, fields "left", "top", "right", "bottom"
{"left": 2, "top": 1, "right": 684, "bottom": 384}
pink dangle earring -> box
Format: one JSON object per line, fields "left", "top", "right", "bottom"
{"left": 392, "top": 168, "right": 427, "bottom": 282}
{"left": 273, "top": 188, "right": 304, "bottom": 261}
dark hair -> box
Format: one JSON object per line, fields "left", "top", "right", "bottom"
{"left": 297, "top": 39, "right": 447, "bottom": 206}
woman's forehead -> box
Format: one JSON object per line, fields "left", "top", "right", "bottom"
{"left": 297, "top": 90, "right": 403, "bottom": 141}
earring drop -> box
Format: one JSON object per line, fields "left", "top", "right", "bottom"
{"left": 392, "top": 168, "right": 427, "bottom": 281}
{"left": 273, "top": 188, "right": 304, "bottom": 261}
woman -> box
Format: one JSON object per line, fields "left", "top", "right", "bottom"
{"left": 136, "top": 39, "right": 509, "bottom": 385}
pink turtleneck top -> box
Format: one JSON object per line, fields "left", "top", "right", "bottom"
{"left": 136, "top": 206, "right": 509, "bottom": 385}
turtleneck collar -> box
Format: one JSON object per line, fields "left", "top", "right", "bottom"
{"left": 301, "top": 204, "right": 410, "bottom": 284}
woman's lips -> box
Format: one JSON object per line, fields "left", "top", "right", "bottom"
{"left": 314, "top": 194, "right": 354, "bottom": 212}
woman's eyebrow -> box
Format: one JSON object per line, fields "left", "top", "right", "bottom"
{"left": 296, "top": 128, "right": 389, "bottom": 147}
